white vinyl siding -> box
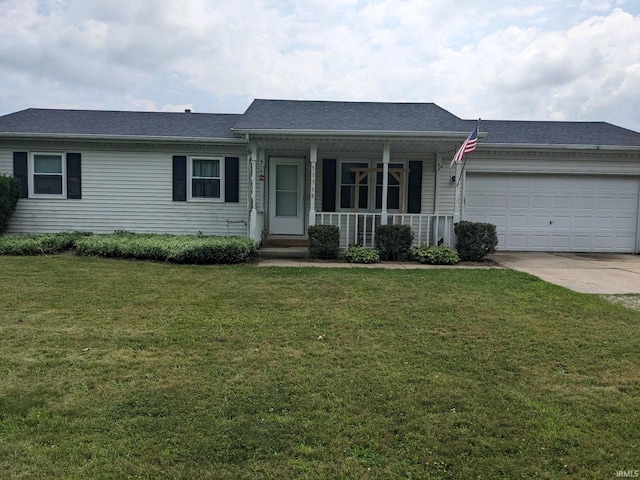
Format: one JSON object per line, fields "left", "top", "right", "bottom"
{"left": 1, "top": 147, "right": 248, "bottom": 236}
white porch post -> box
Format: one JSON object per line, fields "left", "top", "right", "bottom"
{"left": 381, "top": 143, "right": 390, "bottom": 224}
{"left": 453, "top": 159, "right": 462, "bottom": 223}
{"left": 249, "top": 141, "right": 259, "bottom": 241}
{"left": 308, "top": 142, "right": 317, "bottom": 227}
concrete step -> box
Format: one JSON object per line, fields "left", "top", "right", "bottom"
{"left": 259, "top": 246, "right": 310, "bottom": 259}
{"left": 261, "top": 236, "right": 309, "bottom": 248}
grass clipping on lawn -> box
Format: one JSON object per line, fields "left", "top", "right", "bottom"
{"left": 0, "top": 256, "right": 638, "bottom": 479}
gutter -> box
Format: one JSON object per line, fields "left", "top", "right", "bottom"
{"left": 480, "top": 142, "right": 640, "bottom": 153}
{"left": 230, "top": 128, "right": 487, "bottom": 140}
{"left": 0, "top": 132, "right": 246, "bottom": 145}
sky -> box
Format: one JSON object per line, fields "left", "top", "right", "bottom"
{"left": 1, "top": 0, "right": 639, "bottom": 131}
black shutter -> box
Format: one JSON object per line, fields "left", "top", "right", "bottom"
{"left": 407, "top": 160, "right": 422, "bottom": 213}
{"left": 13, "top": 152, "right": 28, "bottom": 198}
{"left": 224, "top": 157, "right": 239, "bottom": 203}
{"left": 66, "top": 153, "right": 82, "bottom": 199}
{"left": 322, "top": 159, "right": 336, "bottom": 212}
{"left": 172, "top": 156, "right": 187, "bottom": 201}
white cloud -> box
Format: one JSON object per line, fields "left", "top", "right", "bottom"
{"left": 0, "top": 0, "right": 638, "bottom": 131}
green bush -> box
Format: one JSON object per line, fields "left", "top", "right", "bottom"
{"left": 74, "top": 232, "right": 257, "bottom": 264}
{"left": 307, "top": 225, "right": 340, "bottom": 259}
{"left": 412, "top": 243, "right": 460, "bottom": 265}
{"left": 344, "top": 245, "right": 380, "bottom": 264}
{"left": 454, "top": 221, "right": 498, "bottom": 262}
{"left": 0, "top": 232, "right": 89, "bottom": 255}
{"left": 0, "top": 174, "right": 21, "bottom": 234}
{"left": 374, "top": 224, "right": 414, "bottom": 261}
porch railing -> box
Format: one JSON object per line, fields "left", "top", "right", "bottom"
{"left": 315, "top": 213, "right": 455, "bottom": 249}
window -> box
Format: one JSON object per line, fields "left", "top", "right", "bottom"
{"left": 31, "top": 153, "right": 65, "bottom": 197}
{"left": 189, "top": 157, "right": 223, "bottom": 200}
{"left": 339, "top": 160, "right": 407, "bottom": 211}
{"left": 340, "top": 162, "right": 369, "bottom": 209}
{"left": 375, "top": 163, "right": 403, "bottom": 210}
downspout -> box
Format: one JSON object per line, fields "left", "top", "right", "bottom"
{"left": 434, "top": 153, "right": 441, "bottom": 213}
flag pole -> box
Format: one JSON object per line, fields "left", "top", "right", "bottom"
{"left": 455, "top": 118, "right": 480, "bottom": 187}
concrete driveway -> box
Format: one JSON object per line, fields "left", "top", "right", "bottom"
{"left": 492, "top": 252, "right": 640, "bottom": 294}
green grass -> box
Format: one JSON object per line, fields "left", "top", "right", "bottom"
{"left": 0, "top": 256, "right": 639, "bottom": 479}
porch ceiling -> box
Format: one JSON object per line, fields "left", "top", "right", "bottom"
{"left": 249, "top": 136, "right": 461, "bottom": 155}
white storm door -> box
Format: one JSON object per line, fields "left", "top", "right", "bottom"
{"left": 268, "top": 158, "right": 305, "bottom": 235}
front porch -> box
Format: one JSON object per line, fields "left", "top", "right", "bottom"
{"left": 245, "top": 135, "right": 464, "bottom": 251}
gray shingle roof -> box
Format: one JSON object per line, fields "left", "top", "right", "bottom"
{"left": 233, "top": 99, "right": 471, "bottom": 132}
{"left": 1, "top": 102, "right": 639, "bottom": 148}
{"left": 0, "top": 108, "right": 241, "bottom": 140}
{"left": 475, "top": 119, "right": 640, "bottom": 147}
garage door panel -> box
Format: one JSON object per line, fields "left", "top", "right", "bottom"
{"left": 553, "top": 216, "right": 571, "bottom": 229}
{"left": 465, "top": 174, "right": 638, "bottom": 253}
{"left": 575, "top": 197, "right": 594, "bottom": 210}
{"left": 553, "top": 197, "right": 572, "bottom": 210}
{"left": 507, "top": 235, "right": 527, "bottom": 248}
{"left": 509, "top": 215, "right": 528, "bottom": 228}
{"left": 510, "top": 196, "right": 529, "bottom": 208}
{"left": 531, "top": 216, "right": 550, "bottom": 228}
{"left": 532, "top": 196, "right": 550, "bottom": 209}
{"left": 551, "top": 236, "right": 570, "bottom": 248}
{"left": 489, "top": 195, "right": 507, "bottom": 208}
{"left": 595, "top": 217, "right": 614, "bottom": 229}
{"left": 573, "top": 236, "right": 591, "bottom": 249}
{"left": 574, "top": 216, "right": 593, "bottom": 229}
{"left": 466, "top": 194, "right": 486, "bottom": 208}
{"left": 530, "top": 235, "right": 550, "bottom": 248}
{"left": 488, "top": 215, "right": 507, "bottom": 228}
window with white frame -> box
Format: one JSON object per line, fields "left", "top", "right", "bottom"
{"left": 31, "top": 153, "right": 65, "bottom": 196}
{"left": 189, "top": 156, "right": 223, "bottom": 200}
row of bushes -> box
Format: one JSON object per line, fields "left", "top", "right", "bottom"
{"left": 0, "top": 232, "right": 258, "bottom": 264}
{"left": 308, "top": 221, "right": 497, "bottom": 265}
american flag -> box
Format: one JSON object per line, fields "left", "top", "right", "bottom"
{"left": 450, "top": 122, "right": 479, "bottom": 167}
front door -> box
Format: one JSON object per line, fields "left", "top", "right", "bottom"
{"left": 268, "top": 157, "right": 305, "bottom": 235}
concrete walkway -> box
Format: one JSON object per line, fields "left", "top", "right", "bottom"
{"left": 256, "top": 252, "right": 640, "bottom": 295}
{"left": 492, "top": 252, "right": 640, "bottom": 294}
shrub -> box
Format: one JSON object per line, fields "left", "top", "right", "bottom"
{"left": 412, "top": 243, "right": 460, "bottom": 265}
{"left": 74, "top": 232, "right": 257, "bottom": 264}
{"left": 344, "top": 245, "right": 380, "bottom": 264}
{"left": 374, "top": 224, "right": 414, "bottom": 261}
{"left": 0, "top": 174, "right": 21, "bottom": 234}
{"left": 454, "top": 221, "right": 498, "bottom": 262}
{"left": 0, "top": 232, "right": 89, "bottom": 255}
{"left": 307, "top": 225, "right": 340, "bottom": 259}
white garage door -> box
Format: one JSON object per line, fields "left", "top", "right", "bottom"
{"left": 465, "top": 174, "right": 639, "bottom": 252}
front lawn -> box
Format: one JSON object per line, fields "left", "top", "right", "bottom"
{"left": 0, "top": 256, "right": 638, "bottom": 479}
